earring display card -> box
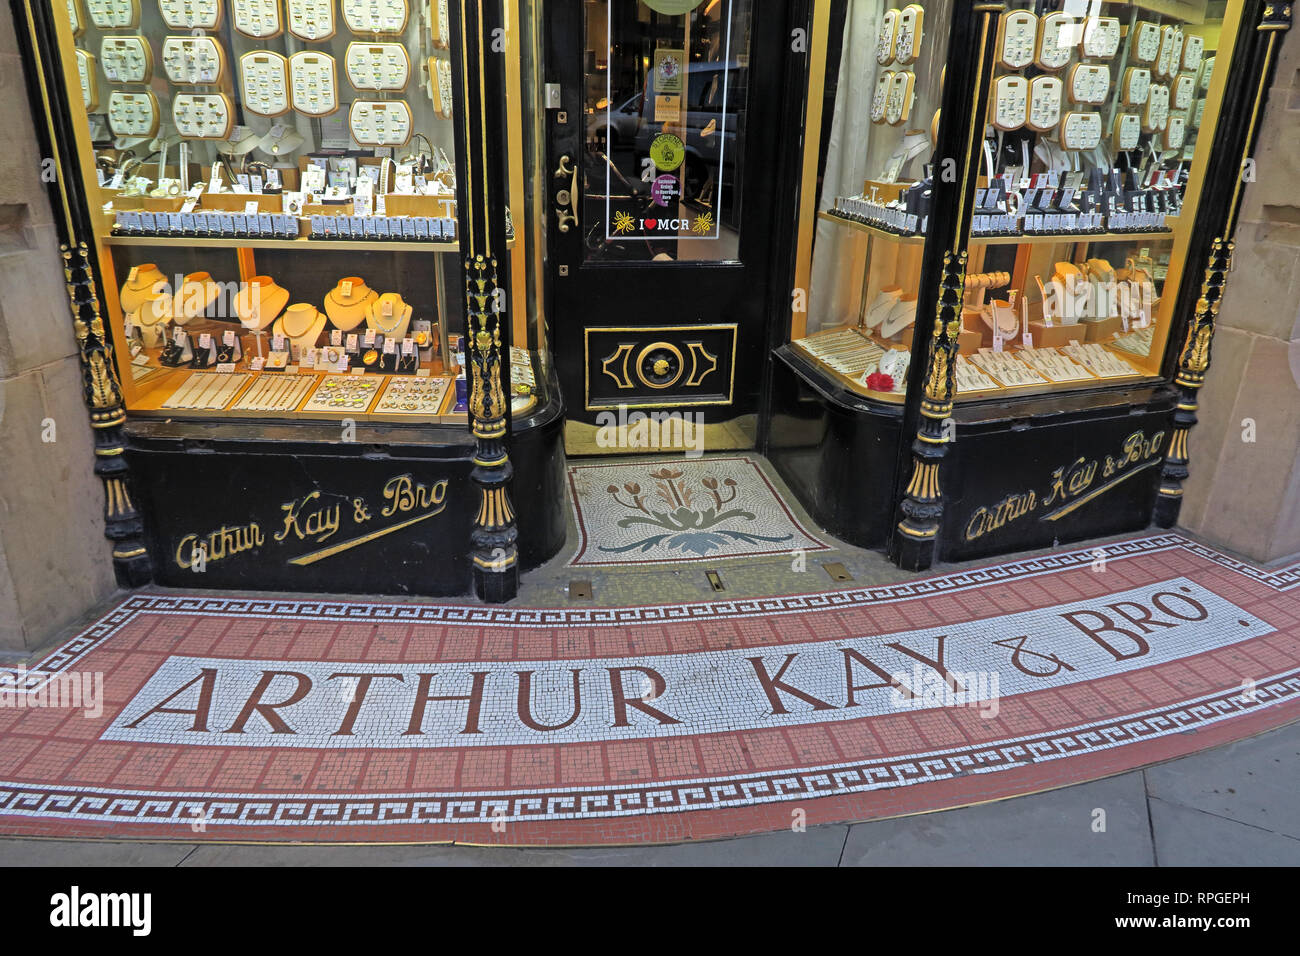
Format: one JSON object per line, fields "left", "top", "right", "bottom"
{"left": 172, "top": 93, "right": 235, "bottom": 140}
{"left": 349, "top": 99, "right": 413, "bottom": 146}
{"left": 345, "top": 42, "right": 410, "bottom": 91}
{"left": 239, "top": 51, "right": 291, "bottom": 117}
{"left": 161, "top": 36, "right": 226, "bottom": 85}
{"left": 287, "top": 0, "right": 335, "bottom": 40}
{"left": 290, "top": 51, "right": 339, "bottom": 116}
{"left": 342, "top": 0, "right": 408, "bottom": 35}
{"left": 107, "top": 90, "right": 161, "bottom": 139}
{"left": 158, "top": 0, "right": 222, "bottom": 30}
{"left": 100, "top": 36, "right": 152, "bottom": 84}
{"left": 86, "top": 0, "right": 139, "bottom": 29}
{"left": 232, "top": 0, "right": 283, "bottom": 38}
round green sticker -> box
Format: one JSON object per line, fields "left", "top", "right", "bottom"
{"left": 643, "top": 0, "right": 707, "bottom": 14}
{"left": 650, "top": 134, "right": 685, "bottom": 173}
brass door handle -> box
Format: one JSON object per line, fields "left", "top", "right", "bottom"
{"left": 555, "top": 154, "right": 578, "bottom": 232}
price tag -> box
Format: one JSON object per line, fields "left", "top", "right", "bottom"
{"left": 330, "top": 330, "right": 343, "bottom": 346}
{"left": 216, "top": 362, "right": 237, "bottom": 374}
{"left": 364, "top": 330, "right": 377, "bottom": 347}
{"left": 249, "top": 356, "right": 266, "bottom": 371}
{"left": 383, "top": 338, "right": 396, "bottom": 354}
{"left": 244, "top": 201, "right": 260, "bottom": 215}
{"left": 349, "top": 366, "right": 368, "bottom": 376}
{"left": 346, "top": 334, "right": 359, "bottom": 352}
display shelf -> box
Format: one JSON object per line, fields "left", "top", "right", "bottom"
{"left": 819, "top": 210, "right": 1174, "bottom": 247}
{"left": 102, "top": 235, "right": 492, "bottom": 253}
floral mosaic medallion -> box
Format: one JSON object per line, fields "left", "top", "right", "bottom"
{"left": 567, "top": 456, "right": 832, "bottom": 566}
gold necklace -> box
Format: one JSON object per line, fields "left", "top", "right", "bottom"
{"left": 281, "top": 306, "right": 318, "bottom": 339}
{"left": 327, "top": 284, "right": 373, "bottom": 307}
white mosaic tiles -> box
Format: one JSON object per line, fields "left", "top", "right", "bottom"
{"left": 103, "top": 577, "right": 1271, "bottom": 749}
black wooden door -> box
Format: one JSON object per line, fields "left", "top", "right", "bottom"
{"left": 544, "top": 0, "right": 798, "bottom": 435}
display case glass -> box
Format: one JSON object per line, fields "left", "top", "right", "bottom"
{"left": 50, "top": 0, "right": 546, "bottom": 424}
{"left": 791, "top": 0, "right": 1239, "bottom": 404}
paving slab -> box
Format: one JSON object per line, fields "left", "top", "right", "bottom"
{"left": 839, "top": 772, "right": 1154, "bottom": 867}
{"left": 1148, "top": 797, "right": 1300, "bottom": 867}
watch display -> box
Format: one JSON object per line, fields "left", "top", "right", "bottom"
{"left": 885, "top": 69, "right": 915, "bottom": 125}
{"left": 345, "top": 42, "right": 410, "bottom": 92}
{"left": 876, "top": 8, "right": 899, "bottom": 65}
{"left": 66, "top": 0, "right": 85, "bottom": 36}
{"left": 107, "top": 89, "right": 160, "bottom": 138}
{"left": 870, "top": 69, "right": 892, "bottom": 124}
{"left": 1156, "top": 25, "right": 1183, "bottom": 79}
{"left": 1059, "top": 111, "right": 1101, "bottom": 150}
{"left": 290, "top": 51, "right": 338, "bottom": 116}
{"left": 75, "top": 49, "right": 99, "bottom": 113}
{"left": 996, "top": 10, "right": 1037, "bottom": 70}
{"left": 1122, "top": 66, "right": 1151, "bottom": 106}
{"left": 990, "top": 74, "right": 1028, "bottom": 131}
{"left": 1182, "top": 34, "right": 1205, "bottom": 73}
{"left": 1143, "top": 83, "right": 1170, "bottom": 132}
{"left": 893, "top": 4, "right": 924, "bottom": 66}
{"left": 1035, "top": 12, "right": 1076, "bottom": 71}
{"left": 1080, "top": 16, "right": 1120, "bottom": 59}
{"left": 1199, "top": 56, "right": 1215, "bottom": 91}
{"left": 231, "top": 0, "right": 282, "bottom": 38}
{"left": 1130, "top": 21, "right": 1160, "bottom": 64}
{"left": 161, "top": 36, "right": 226, "bottom": 85}
{"left": 349, "top": 99, "right": 412, "bottom": 146}
{"left": 172, "top": 92, "right": 234, "bottom": 139}
{"left": 239, "top": 51, "right": 290, "bottom": 116}
{"left": 157, "top": 0, "right": 222, "bottom": 30}
{"left": 1026, "top": 75, "right": 1062, "bottom": 133}
{"left": 432, "top": 0, "right": 450, "bottom": 49}
{"left": 1165, "top": 113, "right": 1186, "bottom": 151}
{"left": 86, "top": 0, "right": 139, "bottom": 29}
{"left": 1112, "top": 112, "right": 1141, "bottom": 151}
{"left": 1067, "top": 63, "right": 1110, "bottom": 105}
{"left": 342, "top": 0, "right": 407, "bottom": 35}
{"left": 430, "top": 55, "right": 453, "bottom": 120}
{"left": 287, "top": 0, "right": 335, "bottom": 40}
{"left": 100, "top": 36, "right": 152, "bottom": 84}
{"left": 1174, "top": 73, "right": 1196, "bottom": 110}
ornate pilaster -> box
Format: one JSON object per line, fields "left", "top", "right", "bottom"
{"left": 1154, "top": 1, "right": 1293, "bottom": 526}
{"left": 449, "top": 0, "right": 518, "bottom": 601}
{"left": 64, "top": 244, "right": 152, "bottom": 586}
{"left": 890, "top": 3, "right": 1003, "bottom": 571}
{"left": 15, "top": 0, "right": 152, "bottom": 587}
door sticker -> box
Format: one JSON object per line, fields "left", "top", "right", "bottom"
{"left": 650, "top": 133, "right": 685, "bottom": 173}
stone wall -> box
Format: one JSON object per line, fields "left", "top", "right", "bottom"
{"left": 0, "top": 10, "right": 118, "bottom": 652}
{"left": 1178, "top": 28, "right": 1300, "bottom": 565}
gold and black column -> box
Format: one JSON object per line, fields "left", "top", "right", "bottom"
{"left": 449, "top": 0, "right": 519, "bottom": 601}
{"left": 1155, "top": 1, "right": 1293, "bottom": 527}
{"left": 889, "top": 3, "right": 1003, "bottom": 572}
{"left": 14, "top": 0, "right": 151, "bottom": 587}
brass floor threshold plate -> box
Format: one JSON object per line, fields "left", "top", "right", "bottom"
{"left": 822, "top": 562, "right": 854, "bottom": 582}
{"left": 568, "top": 580, "right": 592, "bottom": 600}
{"left": 706, "top": 570, "right": 725, "bottom": 592}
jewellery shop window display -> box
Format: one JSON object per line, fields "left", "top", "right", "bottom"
{"left": 36, "top": 0, "right": 564, "bottom": 596}
{"left": 47, "top": 0, "right": 550, "bottom": 425}
{"left": 774, "top": 0, "right": 1243, "bottom": 561}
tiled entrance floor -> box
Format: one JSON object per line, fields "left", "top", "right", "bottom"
{"left": 1, "top": 516, "right": 1297, "bottom": 845}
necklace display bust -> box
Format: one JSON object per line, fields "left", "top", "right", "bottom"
{"left": 323, "top": 276, "right": 378, "bottom": 332}
{"left": 364, "top": 292, "right": 413, "bottom": 340}
{"left": 234, "top": 275, "right": 290, "bottom": 331}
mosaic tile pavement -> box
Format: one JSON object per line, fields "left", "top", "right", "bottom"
{"left": 0, "top": 533, "right": 1297, "bottom": 846}
{"left": 566, "top": 455, "right": 831, "bottom": 567}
